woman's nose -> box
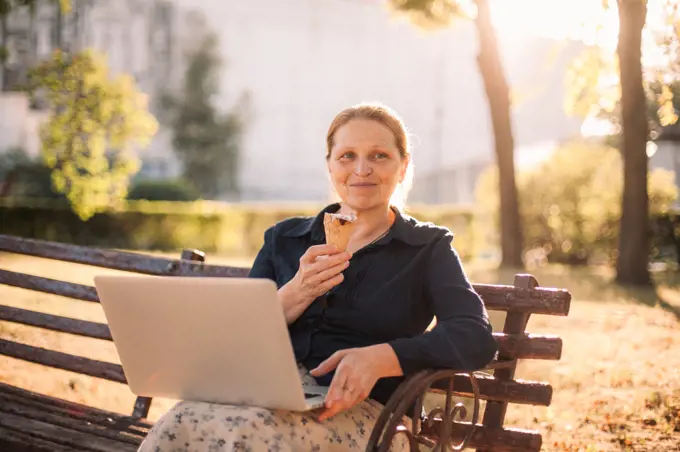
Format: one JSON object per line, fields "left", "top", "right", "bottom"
{"left": 353, "top": 158, "right": 372, "bottom": 176}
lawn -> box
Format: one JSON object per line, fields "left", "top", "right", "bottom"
{"left": 0, "top": 252, "right": 678, "bottom": 451}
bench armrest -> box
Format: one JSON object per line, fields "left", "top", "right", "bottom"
{"left": 366, "top": 369, "right": 482, "bottom": 452}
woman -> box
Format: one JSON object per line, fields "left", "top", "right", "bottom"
{"left": 139, "top": 103, "right": 498, "bottom": 451}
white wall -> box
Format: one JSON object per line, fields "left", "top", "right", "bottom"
{"left": 175, "top": 0, "right": 584, "bottom": 202}
{"left": 0, "top": 93, "right": 47, "bottom": 157}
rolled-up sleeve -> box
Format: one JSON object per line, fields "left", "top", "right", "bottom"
{"left": 388, "top": 233, "right": 498, "bottom": 374}
{"left": 248, "top": 226, "right": 276, "bottom": 281}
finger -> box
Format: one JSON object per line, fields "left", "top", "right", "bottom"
{"left": 318, "top": 401, "right": 348, "bottom": 422}
{"left": 323, "top": 368, "right": 349, "bottom": 407}
{"left": 314, "top": 273, "right": 344, "bottom": 295}
{"left": 310, "top": 350, "right": 349, "bottom": 377}
{"left": 308, "top": 251, "right": 351, "bottom": 273}
{"left": 307, "top": 260, "right": 349, "bottom": 287}
{"left": 301, "top": 244, "right": 341, "bottom": 263}
{"left": 343, "top": 386, "right": 359, "bottom": 408}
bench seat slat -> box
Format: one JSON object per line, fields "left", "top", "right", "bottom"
{"left": 0, "top": 339, "right": 126, "bottom": 384}
{"left": 0, "top": 395, "right": 145, "bottom": 446}
{"left": 419, "top": 421, "right": 542, "bottom": 452}
{"left": 0, "top": 425, "right": 77, "bottom": 452}
{"left": 0, "top": 383, "right": 151, "bottom": 429}
{"left": 0, "top": 410, "right": 137, "bottom": 452}
{"left": 0, "top": 305, "right": 112, "bottom": 340}
{"left": 0, "top": 234, "right": 250, "bottom": 278}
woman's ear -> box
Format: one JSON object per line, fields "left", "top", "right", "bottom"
{"left": 400, "top": 154, "right": 411, "bottom": 183}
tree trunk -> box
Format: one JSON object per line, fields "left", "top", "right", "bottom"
{"left": 474, "top": 0, "right": 523, "bottom": 268}
{"left": 616, "top": 0, "right": 650, "bottom": 285}
{"left": 1, "top": 13, "right": 7, "bottom": 91}
{"left": 55, "top": 1, "right": 63, "bottom": 50}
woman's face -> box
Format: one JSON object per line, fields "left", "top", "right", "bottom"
{"left": 327, "top": 119, "right": 408, "bottom": 213}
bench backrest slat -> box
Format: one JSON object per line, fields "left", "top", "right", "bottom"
{"left": 0, "top": 269, "right": 99, "bottom": 302}
{"left": 474, "top": 284, "right": 571, "bottom": 315}
{"left": 0, "top": 306, "right": 561, "bottom": 362}
{"left": 493, "top": 333, "right": 562, "bottom": 360}
{"left": 0, "top": 234, "right": 250, "bottom": 278}
{"left": 1, "top": 235, "right": 570, "bottom": 315}
{"left": 0, "top": 339, "right": 125, "bottom": 384}
{"left": 0, "top": 305, "right": 112, "bottom": 341}
{"left": 428, "top": 373, "right": 553, "bottom": 406}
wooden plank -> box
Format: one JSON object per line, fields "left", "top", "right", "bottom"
{"left": 474, "top": 283, "right": 571, "bottom": 316}
{"left": 0, "top": 382, "right": 151, "bottom": 430}
{"left": 0, "top": 425, "right": 77, "bottom": 452}
{"left": 0, "top": 340, "right": 126, "bottom": 384}
{"left": 494, "top": 333, "right": 562, "bottom": 360}
{"left": 419, "top": 420, "right": 542, "bottom": 452}
{"left": 0, "top": 410, "right": 138, "bottom": 452}
{"left": 428, "top": 373, "right": 552, "bottom": 406}
{"left": 0, "top": 234, "right": 250, "bottom": 277}
{"left": 0, "top": 269, "right": 99, "bottom": 302}
{"left": 0, "top": 395, "right": 144, "bottom": 445}
{"left": 0, "top": 305, "right": 112, "bottom": 340}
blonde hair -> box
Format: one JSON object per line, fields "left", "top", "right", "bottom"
{"left": 326, "top": 103, "right": 414, "bottom": 210}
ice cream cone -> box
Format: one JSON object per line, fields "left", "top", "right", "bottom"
{"left": 323, "top": 212, "right": 357, "bottom": 251}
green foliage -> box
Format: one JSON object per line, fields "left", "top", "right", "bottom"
{"left": 163, "top": 32, "right": 243, "bottom": 199}
{"left": 387, "top": 0, "right": 470, "bottom": 28}
{"left": 128, "top": 179, "right": 200, "bottom": 202}
{"left": 0, "top": 148, "right": 64, "bottom": 199}
{"left": 0, "top": 200, "right": 476, "bottom": 259}
{"left": 0, "top": 0, "right": 40, "bottom": 16}
{"left": 565, "top": 4, "right": 680, "bottom": 135}
{"left": 26, "top": 49, "right": 158, "bottom": 220}
{"left": 476, "top": 141, "right": 678, "bottom": 265}
{"left": 0, "top": 0, "right": 69, "bottom": 14}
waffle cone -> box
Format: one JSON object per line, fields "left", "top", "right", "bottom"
{"left": 323, "top": 212, "right": 356, "bottom": 251}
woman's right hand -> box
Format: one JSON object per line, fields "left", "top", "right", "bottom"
{"left": 278, "top": 245, "right": 351, "bottom": 323}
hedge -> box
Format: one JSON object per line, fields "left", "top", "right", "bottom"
{"left": 0, "top": 198, "right": 476, "bottom": 260}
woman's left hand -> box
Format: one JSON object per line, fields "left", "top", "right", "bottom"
{"left": 309, "top": 344, "right": 403, "bottom": 421}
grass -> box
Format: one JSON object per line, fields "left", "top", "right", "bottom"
{"left": 1, "top": 253, "right": 679, "bottom": 451}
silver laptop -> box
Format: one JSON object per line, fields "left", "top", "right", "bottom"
{"left": 93, "top": 275, "right": 327, "bottom": 411}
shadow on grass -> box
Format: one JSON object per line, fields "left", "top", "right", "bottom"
{"left": 467, "top": 263, "right": 680, "bottom": 321}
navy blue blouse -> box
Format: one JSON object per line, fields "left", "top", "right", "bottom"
{"left": 249, "top": 204, "right": 497, "bottom": 405}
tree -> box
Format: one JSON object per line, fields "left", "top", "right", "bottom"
{"left": 388, "top": 0, "right": 524, "bottom": 268}
{"left": 616, "top": 0, "right": 651, "bottom": 285}
{"left": 565, "top": 1, "right": 677, "bottom": 285}
{"left": 164, "top": 32, "right": 243, "bottom": 199}
{"left": 27, "top": 49, "right": 158, "bottom": 220}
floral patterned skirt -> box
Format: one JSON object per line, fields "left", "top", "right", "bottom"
{"left": 138, "top": 367, "right": 411, "bottom": 452}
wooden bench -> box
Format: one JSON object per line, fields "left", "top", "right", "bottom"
{"left": 0, "top": 234, "right": 571, "bottom": 451}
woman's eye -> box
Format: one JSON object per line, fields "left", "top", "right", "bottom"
{"left": 374, "top": 153, "right": 389, "bottom": 160}
{"left": 339, "top": 152, "right": 354, "bottom": 160}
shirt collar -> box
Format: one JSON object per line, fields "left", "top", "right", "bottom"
{"left": 280, "top": 203, "right": 434, "bottom": 246}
